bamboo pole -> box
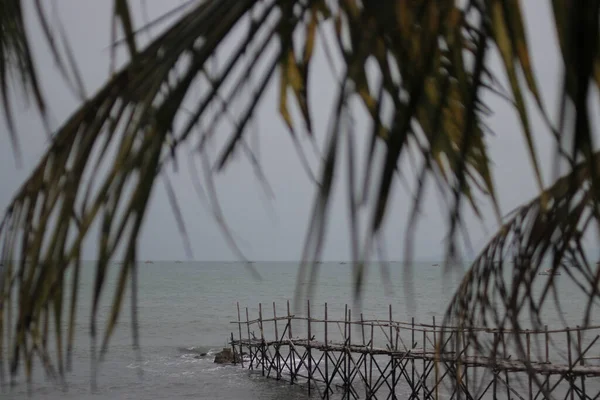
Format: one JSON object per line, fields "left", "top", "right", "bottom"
{"left": 422, "top": 328, "right": 427, "bottom": 399}
{"left": 493, "top": 332, "right": 498, "bottom": 400}
{"left": 395, "top": 323, "right": 400, "bottom": 352}
{"left": 307, "top": 299, "right": 312, "bottom": 395}
{"left": 545, "top": 325, "right": 549, "bottom": 363}
{"left": 361, "top": 312, "right": 367, "bottom": 397}
{"left": 237, "top": 302, "right": 244, "bottom": 368}
{"left": 287, "top": 300, "right": 295, "bottom": 384}
{"left": 348, "top": 308, "right": 352, "bottom": 399}
{"left": 463, "top": 327, "right": 468, "bottom": 397}
{"left": 502, "top": 331, "right": 510, "bottom": 400}
{"left": 433, "top": 316, "right": 439, "bottom": 400}
{"left": 545, "top": 324, "right": 550, "bottom": 395}
{"left": 369, "top": 322, "right": 374, "bottom": 399}
{"left": 344, "top": 304, "right": 348, "bottom": 399}
{"left": 577, "top": 326, "right": 583, "bottom": 365}
{"left": 389, "top": 305, "right": 393, "bottom": 350}
{"left": 390, "top": 304, "right": 397, "bottom": 399}
{"left": 567, "top": 328, "right": 574, "bottom": 400}
{"left": 273, "top": 302, "right": 279, "bottom": 339}
{"left": 577, "top": 325, "right": 586, "bottom": 399}
{"left": 259, "top": 303, "right": 265, "bottom": 376}
{"left": 246, "top": 307, "right": 252, "bottom": 370}
{"left": 527, "top": 329, "right": 532, "bottom": 399}
{"left": 412, "top": 317, "right": 415, "bottom": 395}
{"left": 273, "top": 302, "right": 280, "bottom": 379}
{"left": 231, "top": 332, "right": 236, "bottom": 365}
{"left": 325, "top": 302, "right": 329, "bottom": 400}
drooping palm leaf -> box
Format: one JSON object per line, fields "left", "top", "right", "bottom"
{"left": 0, "top": 0, "right": 46, "bottom": 158}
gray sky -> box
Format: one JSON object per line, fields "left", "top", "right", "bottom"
{"left": 0, "top": 1, "right": 596, "bottom": 262}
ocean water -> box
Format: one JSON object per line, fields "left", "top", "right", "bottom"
{"left": 2, "top": 261, "right": 599, "bottom": 399}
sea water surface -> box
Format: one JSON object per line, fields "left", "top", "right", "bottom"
{"left": 2, "top": 261, "right": 597, "bottom": 399}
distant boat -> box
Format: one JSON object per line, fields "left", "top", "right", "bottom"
{"left": 145, "top": 260, "right": 154, "bottom": 264}
{"left": 539, "top": 268, "right": 560, "bottom": 276}
{"left": 175, "top": 261, "right": 183, "bottom": 264}
{"left": 432, "top": 263, "right": 439, "bottom": 266}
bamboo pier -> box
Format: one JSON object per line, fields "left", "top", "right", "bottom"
{"left": 229, "top": 301, "right": 600, "bottom": 399}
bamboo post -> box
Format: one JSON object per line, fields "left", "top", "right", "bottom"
{"left": 545, "top": 324, "right": 550, "bottom": 394}
{"left": 369, "top": 322, "right": 374, "bottom": 399}
{"left": 348, "top": 308, "right": 352, "bottom": 398}
{"left": 273, "top": 302, "right": 280, "bottom": 379}
{"left": 231, "top": 332, "right": 236, "bottom": 365}
{"left": 463, "top": 327, "right": 468, "bottom": 397}
{"left": 340, "top": 304, "right": 348, "bottom": 398}
{"left": 456, "top": 326, "right": 463, "bottom": 400}
{"left": 412, "top": 317, "right": 415, "bottom": 393}
{"left": 493, "top": 332, "right": 498, "bottom": 400}
{"left": 567, "top": 328, "right": 574, "bottom": 400}
{"left": 237, "top": 302, "right": 244, "bottom": 368}
{"left": 287, "top": 300, "right": 295, "bottom": 384}
{"left": 361, "top": 313, "right": 366, "bottom": 346}
{"left": 246, "top": 307, "right": 252, "bottom": 370}
{"left": 307, "top": 299, "right": 312, "bottom": 395}
{"left": 422, "top": 328, "right": 427, "bottom": 399}
{"left": 273, "top": 302, "right": 279, "bottom": 339}
{"left": 433, "top": 316, "right": 439, "bottom": 400}
{"left": 527, "top": 329, "right": 532, "bottom": 400}
{"left": 361, "top": 313, "right": 368, "bottom": 397}
{"left": 348, "top": 307, "right": 352, "bottom": 346}
{"left": 325, "top": 303, "right": 330, "bottom": 400}
{"left": 576, "top": 325, "right": 583, "bottom": 365}
{"left": 389, "top": 305, "right": 393, "bottom": 350}
{"left": 390, "top": 305, "right": 396, "bottom": 400}
{"left": 500, "top": 330, "right": 509, "bottom": 400}
{"left": 259, "top": 303, "right": 265, "bottom": 376}
{"left": 545, "top": 325, "right": 549, "bottom": 363}
{"left": 577, "top": 326, "right": 586, "bottom": 399}
{"left": 343, "top": 304, "right": 348, "bottom": 398}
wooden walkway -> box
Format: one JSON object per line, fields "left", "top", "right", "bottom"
{"left": 229, "top": 301, "right": 600, "bottom": 399}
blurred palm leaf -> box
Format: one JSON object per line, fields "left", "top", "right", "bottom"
{"left": 0, "top": 0, "right": 598, "bottom": 390}
{"left": 0, "top": 0, "right": 45, "bottom": 157}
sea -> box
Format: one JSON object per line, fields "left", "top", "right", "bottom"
{"left": 2, "top": 261, "right": 598, "bottom": 399}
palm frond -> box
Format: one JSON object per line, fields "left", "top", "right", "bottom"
{"left": 0, "top": 0, "right": 260, "bottom": 383}
{"left": 0, "top": 0, "right": 46, "bottom": 158}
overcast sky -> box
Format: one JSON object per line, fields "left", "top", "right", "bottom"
{"left": 0, "top": 1, "right": 596, "bottom": 262}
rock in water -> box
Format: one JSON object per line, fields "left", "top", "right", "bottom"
{"left": 213, "top": 348, "right": 240, "bottom": 364}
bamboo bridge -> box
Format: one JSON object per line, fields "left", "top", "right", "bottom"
{"left": 228, "top": 301, "right": 600, "bottom": 399}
